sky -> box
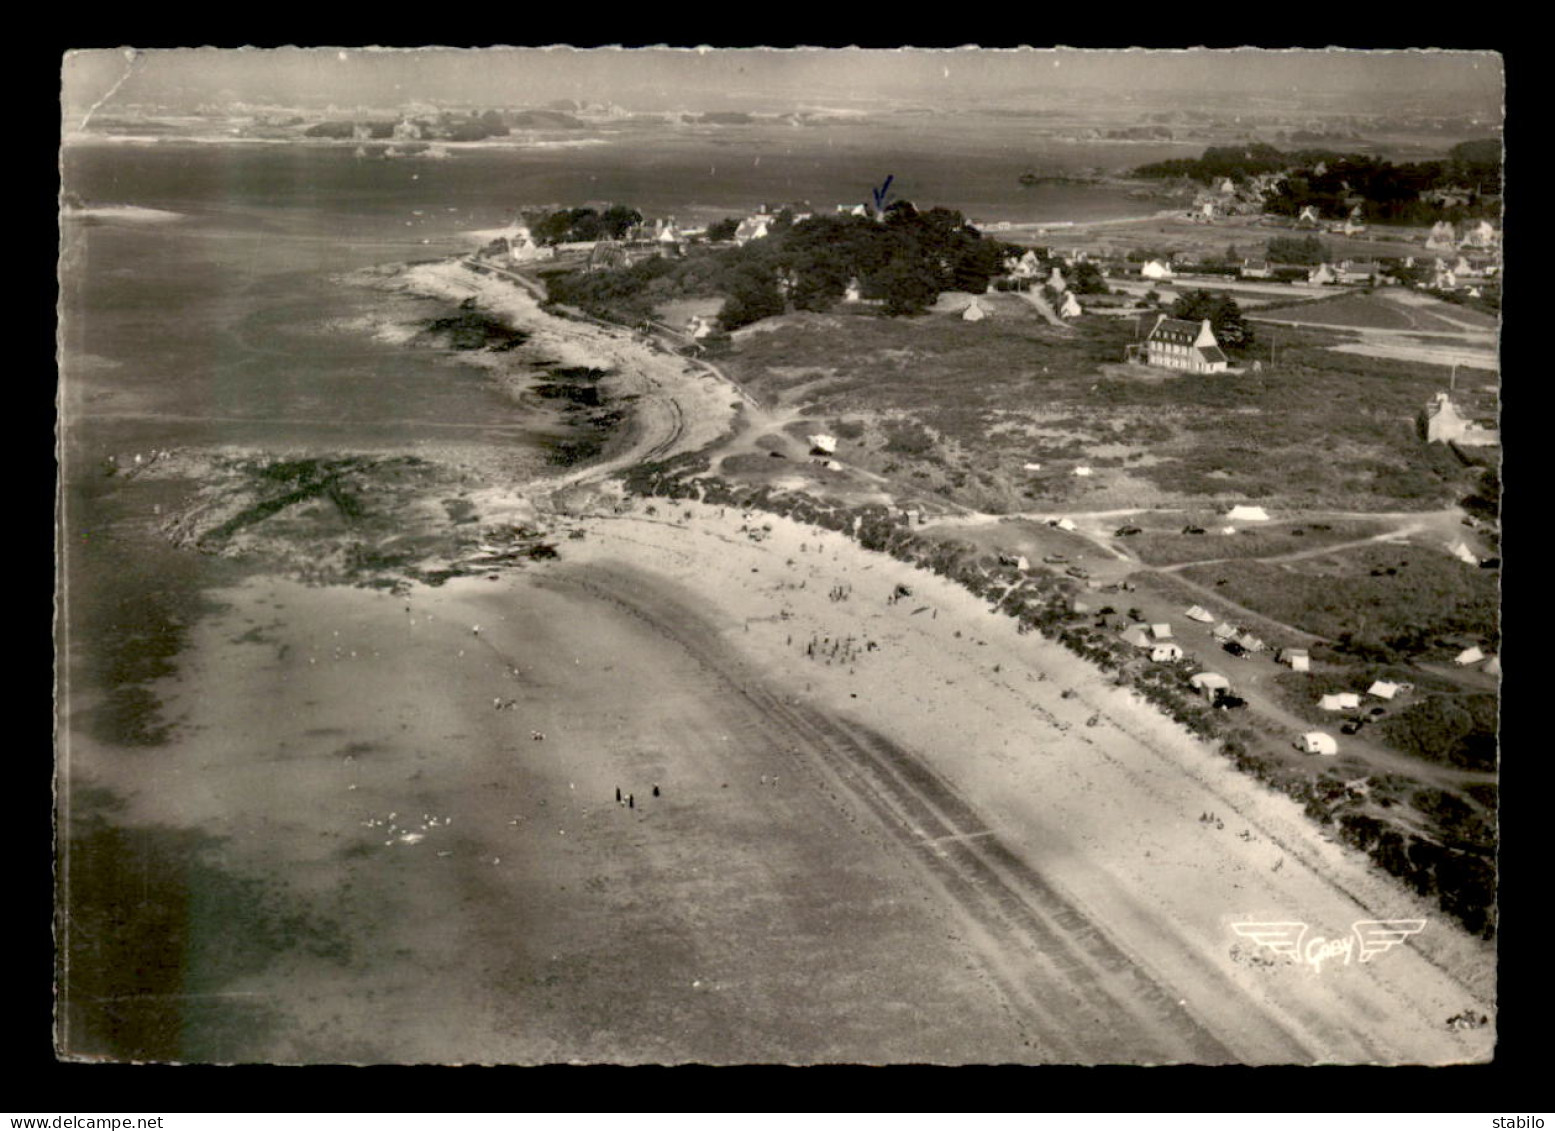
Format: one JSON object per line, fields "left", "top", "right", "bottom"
{"left": 61, "top": 46, "right": 1505, "bottom": 119}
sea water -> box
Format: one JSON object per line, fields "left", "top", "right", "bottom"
{"left": 57, "top": 134, "right": 1162, "bottom": 749}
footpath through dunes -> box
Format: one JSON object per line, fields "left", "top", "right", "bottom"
{"left": 551, "top": 502, "right": 1497, "bottom": 1064}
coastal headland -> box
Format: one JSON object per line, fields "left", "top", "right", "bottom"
{"left": 60, "top": 247, "right": 1496, "bottom": 1066}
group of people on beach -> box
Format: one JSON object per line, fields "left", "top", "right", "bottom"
{"left": 615, "top": 784, "right": 661, "bottom": 810}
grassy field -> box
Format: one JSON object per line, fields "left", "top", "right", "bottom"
{"left": 717, "top": 306, "right": 1494, "bottom": 515}
{"left": 1253, "top": 290, "right": 1498, "bottom": 333}
{"left": 1124, "top": 518, "right": 1395, "bottom": 567}
{"left": 1178, "top": 543, "right": 1499, "bottom": 656}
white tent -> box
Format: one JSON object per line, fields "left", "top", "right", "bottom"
{"left": 1227, "top": 505, "right": 1270, "bottom": 522}
{"left": 1449, "top": 541, "right": 1479, "bottom": 565}
{"left": 1368, "top": 681, "right": 1400, "bottom": 700}
{"left": 1073, "top": 466, "right": 1094, "bottom": 478}
{"left": 1483, "top": 654, "right": 1501, "bottom": 676}
{"left": 1190, "top": 672, "right": 1231, "bottom": 694}
{"left": 1280, "top": 648, "right": 1310, "bottom": 671}
{"left": 1055, "top": 517, "right": 1077, "bottom": 531}
{"left": 1455, "top": 646, "right": 1486, "bottom": 666}
{"left": 1023, "top": 462, "right": 1043, "bottom": 472}
{"left": 1151, "top": 643, "right": 1185, "bottom": 662}
{"left": 807, "top": 434, "right": 838, "bottom": 454}
{"left": 962, "top": 302, "right": 987, "bottom": 323}
{"left": 1141, "top": 260, "right": 1174, "bottom": 280}
{"left": 1319, "top": 694, "right": 1346, "bottom": 711}
{"left": 1151, "top": 624, "right": 1174, "bottom": 640}
{"left": 1302, "top": 732, "right": 1339, "bottom": 756}
{"left": 1336, "top": 692, "right": 1361, "bottom": 710}
{"left": 1185, "top": 606, "right": 1215, "bottom": 624}
{"left": 1120, "top": 625, "right": 1153, "bottom": 649}
{"left": 1212, "top": 622, "right": 1238, "bottom": 641}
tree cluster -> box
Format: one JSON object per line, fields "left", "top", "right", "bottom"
{"left": 1168, "top": 290, "right": 1254, "bottom": 354}
{"left": 528, "top": 204, "right": 645, "bottom": 245}
{"left": 1265, "top": 235, "right": 1331, "bottom": 265}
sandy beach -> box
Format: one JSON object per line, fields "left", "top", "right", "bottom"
{"left": 62, "top": 484, "right": 1496, "bottom": 1063}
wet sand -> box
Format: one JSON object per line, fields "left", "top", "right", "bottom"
{"left": 61, "top": 498, "right": 1496, "bottom": 1064}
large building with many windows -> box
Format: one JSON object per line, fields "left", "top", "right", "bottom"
{"left": 1141, "top": 315, "right": 1229, "bottom": 373}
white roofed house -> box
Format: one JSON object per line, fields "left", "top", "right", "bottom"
{"left": 1047, "top": 266, "right": 1068, "bottom": 292}
{"left": 1058, "top": 292, "right": 1083, "bottom": 319}
{"left": 1140, "top": 259, "right": 1174, "bottom": 281}
{"left": 1143, "top": 315, "right": 1229, "bottom": 374}
{"left": 1007, "top": 249, "right": 1043, "bottom": 280}
{"left": 962, "top": 299, "right": 987, "bottom": 322}
{"left": 733, "top": 214, "right": 773, "bottom": 246}
{"left": 1305, "top": 263, "right": 1337, "bottom": 287}
{"left": 1296, "top": 205, "right": 1321, "bottom": 227}
{"left": 1420, "top": 392, "right": 1499, "bottom": 446}
{"left": 1425, "top": 220, "right": 1458, "bottom": 250}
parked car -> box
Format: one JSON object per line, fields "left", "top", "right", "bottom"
{"left": 1213, "top": 693, "right": 1248, "bottom": 710}
{"left": 1182, "top": 525, "right": 1206, "bottom": 535}
{"left": 1043, "top": 554, "right": 1068, "bottom": 564}
{"left": 1223, "top": 640, "right": 1248, "bottom": 658}
{"left": 1065, "top": 566, "right": 1090, "bottom": 579}
{"left": 1115, "top": 525, "right": 1142, "bottom": 537}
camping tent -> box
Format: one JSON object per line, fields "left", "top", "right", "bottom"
{"left": 1302, "top": 732, "right": 1339, "bottom": 756}
{"left": 807, "top": 434, "right": 838, "bottom": 455}
{"left": 1455, "top": 646, "right": 1486, "bottom": 666}
{"left": 1483, "top": 654, "right": 1501, "bottom": 676}
{"left": 1151, "top": 624, "right": 1174, "bottom": 640}
{"left": 1073, "top": 467, "right": 1094, "bottom": 478}
{"left": 1450, "top": 541, "right": 1479, "bottom": 565}
{"left": 1120, "top": 626, "right": 1153, "bottom": 649}
{"left": 1151, "top": 643, "right": 1185, "bottom": 662}
{"left": 1212, "top": 622, "right": 1238, "bottom": 641}
{"left": 1319, "top": 694, "right": 1345, "bottom": 711}
{"left": 1236, "top": 633, "right": 1267, "bottom": 653}
{"left": 1056, "top": 517, "right": 1078, "bottom": 531}
{"left": 962, "top": 301, "right": 986, "bottom": 322}
{"left": 1336, "top": 692, "right": 1361, "bottom": 710}
{"left": 1227, "top": 505, "right": 1270, "bottom": 522}
{"left": 1185, "top": 606, "right": 1215, "bottom": 624}
{"left": 1190, "top": 672, "right": 1231, "bottom": 696}
{"left": 1367, "top": 681, "right": 1400, "bottom": 700}
{"left": 1280, "top": 648, "right": 1310, "bottom": 671}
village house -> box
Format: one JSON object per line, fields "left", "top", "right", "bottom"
{"left": 1239, "top": 258, "right": 1272, "bottom": 279}
{"left": 1006, "top": 249, "right": 1043, "bottom": 280}
{"left": 1419, "top": 391, "right": 1499, "bottom": 446}
{"left": 1140, "top": 259, "right": 1174, "bottom": 281}
{"left": 1425, "top": 220, "right": 1458, "bottom": 251}
{"left": 1138, "top": 314, "right": 1230, "bottom": 374}
{"left": 1058, "top": 292, "right": 1083, "bottom": 319}
{"left": 733, "top": 213, "right": 773, "bottom": 246}
{"left": 1304, "top": 263, "right": 1337, "bottom": 287}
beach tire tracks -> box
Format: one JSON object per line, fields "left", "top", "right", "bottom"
{"left": 540, "top": 562, "right": 1259, "bottom": 1063}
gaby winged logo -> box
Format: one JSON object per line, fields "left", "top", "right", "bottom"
{"left": 1231, "top": 919, "right": 1427, "bottom": 972}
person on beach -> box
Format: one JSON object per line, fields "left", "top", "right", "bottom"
{"left": 628, "top": 794, "right": 635, "bottom": 809}
{"left": 653, "top": 784, "right": 660, "bottom": 797}
{"left": 616, "top": 787, "right": 622, "bottom": 803}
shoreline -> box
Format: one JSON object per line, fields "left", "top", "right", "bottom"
{"left": 60, "top": 250, "right": 1497, "bottom": 1064}
{"left": 63, "top": 495, "right": 1495, "bottom": 1063}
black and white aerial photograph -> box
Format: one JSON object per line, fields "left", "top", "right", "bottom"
{"left": 56, "top": 45, "right": 1502, "bottom": 1066}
